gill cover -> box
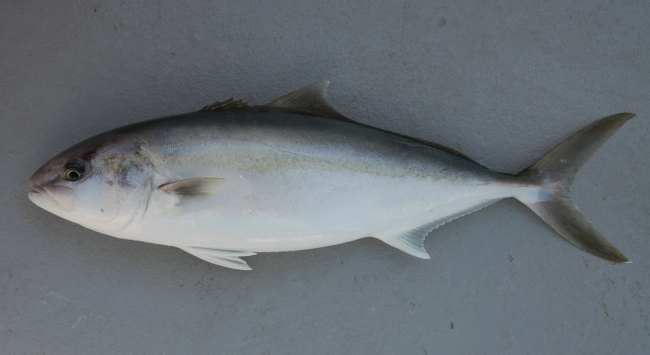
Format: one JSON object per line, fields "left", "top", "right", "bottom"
{"left": 89, "top": 145, "right": 155, "bottom": 233}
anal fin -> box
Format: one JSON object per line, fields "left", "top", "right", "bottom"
{"left": 376, "top": 199, "right": 502, "bottom": 259}
{"left": 179, "top": 246, "right": 256, "bottom": 270}
{"left": 376, "top": 222, "right": 439, "bottom": 259}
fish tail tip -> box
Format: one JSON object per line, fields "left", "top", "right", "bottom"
{"left": 608, "top": 255, "right": 631, "bottom": 264}
{"left": 611, "top": 112, "right": 636, "bottom": 123}
{"left": 515, "top": 112, "right": 635, "bottom": 264}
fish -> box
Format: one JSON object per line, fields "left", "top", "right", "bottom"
{"left": 28, "top": 81, "right": 634, "bottom": 270}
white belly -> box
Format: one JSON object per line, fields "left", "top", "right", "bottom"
{"left": 117, "top": 168, "right": 523, "bottom": 252}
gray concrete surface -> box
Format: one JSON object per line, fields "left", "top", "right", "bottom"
{"left": 1, "top": 1, "right": 649, "bottom": 354}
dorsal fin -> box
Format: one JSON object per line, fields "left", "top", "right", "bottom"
{"left": 379, "top": 130, "right": 485, "bottom": 167}
{"left": 264, "top": 81, "right": 353, "bottom": 121}
{"left": 265, "top": 81, "right": 484, "bottom": 167}
{"left": 200, "top": 98, "right": 249, "bottom": 112}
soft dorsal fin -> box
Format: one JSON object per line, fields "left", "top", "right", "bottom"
{"left": 266, "top": 81, "right": 484, "bottom": 167}
{"left": 179, "top": 247, "right": 255, "bottom": 270}
{"left": 382, "top": 131, "right": 484, "bottom": 167}
{"left": 264, "top": 81, "right": 353, "bottom": 121}
{"left": 200, "top": 98, "right": 249, "bottom": 112}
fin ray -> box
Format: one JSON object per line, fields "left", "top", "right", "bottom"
{"left": 265, "top": 80, "right": 352, "bottom": 121}
{"left": 266, "top": 81, "right": 484, "bottom": 167}
{"left": 200, "top": 98, "right": 249, "bottom": 111}
{"left": 376, "top": 199, "right": 500, "bottom": 259}
{"left": 158, "top": 178, "right": 226, "bottom": 201}
{"left": 524, "top": 195, "right": 628, "bottom": 262}
{"left": 377, "top": 223, "right": 436, "bottom": 259}
{"left": 515, "top": 113, "right": 635, "bottom": 263}
{"left": 179, "top": 247, "right": 255, "bottom": 270}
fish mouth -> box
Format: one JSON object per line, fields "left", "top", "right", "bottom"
{"left": 28, "top": 176, "right": 38, "bottom": 191}
{"left": 28, "top": 177, "right": 39, "bottom": 196}
{"left": 27, "top": 177, "right": 74, "bottom": 212}
{"left": 27, "top": 177, "right": 42, "bottom": 197}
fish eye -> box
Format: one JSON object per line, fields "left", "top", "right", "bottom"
{"left": 64, "top": 166, "right": 84, "bottom": 181}
{"left": 65, "top": 168, "right": 83, "bottom": 181}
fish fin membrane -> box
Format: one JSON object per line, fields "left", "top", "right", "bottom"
{"left": 200, "top": 98, "right": 249, "bottom": 111}
{"left": 378, "top": 224, "right": 434, "bottom": 259}
{"left": 179, "top": 247, "right": 256, "bottom": 270}
{"left": 376, "top": 199, "right": 500, "bottom": 259}
{"left": 385, "top": 132, "right": 486, "bottom": 168}
{"left": 265, "top": 81, "right": 354, "bottom": 121}
{"left": 266, "top": 81, "right": 485, "bottom": 167}
{"left": 158, "top": 178, "right": 226, "bottom": 201}
{"left": 515, "top": 113, "right": 635, "bottom": 263}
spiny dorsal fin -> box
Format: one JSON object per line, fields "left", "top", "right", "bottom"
{"left": 200, "top": 98, "right": 249, "bottom": 112}
{"left": 265, "top": 81, "right": 353, "bottom": 121}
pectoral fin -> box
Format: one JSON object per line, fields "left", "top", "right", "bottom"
{"left": 158, "top": 178, "right": 226, "bottom": 201}
{"left": 179, "top": 247, "right": 256, "bottom": 270}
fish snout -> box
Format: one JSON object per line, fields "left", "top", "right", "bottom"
{"left": 27, "top": 175, "right": 41, "bottom": 204}
{"left": 28, "top": 167, "right": 74, "bottom": 212}
{"left": 28, "top": 163, "right": 53, "bottom": 189}
{"left": 27, "top": 175, "right": 37, "bottom": 191}
{"left": 28, "top": 170, "right": 46, "bottom": 195}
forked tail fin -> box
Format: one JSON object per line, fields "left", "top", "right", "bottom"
{"left": 515, "top": 113, "right": 635, "bottom": 263}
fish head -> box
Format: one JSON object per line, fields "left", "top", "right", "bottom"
{"left": 28, "top": 132, "right": 155, "bottom": 234}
